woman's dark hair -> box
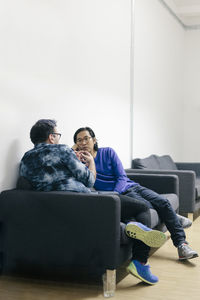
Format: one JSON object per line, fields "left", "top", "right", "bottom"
{"left": 30, "top": 119, "right": 57, "bottom": 145}
{"left": 73, "top": 127, "right": 98, "bottom": 151}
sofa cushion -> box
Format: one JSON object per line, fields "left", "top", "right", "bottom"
{"left": 156, "top": 155, "right": 177, "bottom": 170}
{"left": 133, "top": 155, "right": 159, "bottom": 169}
{"left": 162, "top": 193, "right": 179, "bottom": 212}
{"left": 132, "top": 155, "right": 177, "bottom": 170}
{"left": 195, "top": 177, "right": 200, "bottom": 200}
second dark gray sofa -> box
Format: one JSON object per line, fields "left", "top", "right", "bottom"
{"left": 128, "top": 154, "right": 200, "bottom": 220}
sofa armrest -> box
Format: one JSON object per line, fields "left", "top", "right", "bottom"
{"left": 176, "top": 162, "right": 200, "bottom": 177}
{"left": 126, "top": 168, "right": 196, "bottom": 213}
{"left": 0, "top": 190, "right": 121, "bottom": 274}
{"left": 126, "top": 173, "right": 179, "bottom": 195}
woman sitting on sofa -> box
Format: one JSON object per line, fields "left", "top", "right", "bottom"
{"left": 73, "top": 126, "right": 198, "bottom": 284}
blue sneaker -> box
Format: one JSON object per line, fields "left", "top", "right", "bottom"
{"left": 127, "top": 260, "right": 158, "bottom": 285}
{"left": 125, "top": 221, "right": 166, "bottom": 248}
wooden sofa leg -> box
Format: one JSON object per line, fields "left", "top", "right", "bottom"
{"left": 184, "top": 213, "right": 199, "bottom": 221}
{"left": 102, "top": 269, "right": 116, "bottom": 298}
{"left": 189, "top": 210, "right": 200, "bottom": 221}
{"left": 181, "top": 212, "right": 195, "bottom": 221}
{"left": 187, "top": 213, "right": 194, "bottom": 221}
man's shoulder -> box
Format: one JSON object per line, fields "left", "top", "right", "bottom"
{"left": 41, "top": 143, "right": 72, "bottom": 152}
{"left": 22, "top": 143, "right": 72, "bottom": 159}
{"left": 52, "top": 143, "right": 69, "bottom": 150}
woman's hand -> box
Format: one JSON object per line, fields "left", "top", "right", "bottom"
{"left": 76, "top": 150, "right": 96, "bottom": 179}
{"left": 72, "top": 144, "right": 79, "bottom": 151}
{"left": 77, "top": 150, "right": 93, "bottom": 166}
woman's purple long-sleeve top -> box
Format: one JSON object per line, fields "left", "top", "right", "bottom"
{"left": 94, "top": 147, "right": 137, "bottom": 193}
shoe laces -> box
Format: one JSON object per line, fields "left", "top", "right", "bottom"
{"left": 179, "top": 243, "right": 192, "bottom": 251}
{"left": 178, "top": 242, "right": 189, "bottom": 248}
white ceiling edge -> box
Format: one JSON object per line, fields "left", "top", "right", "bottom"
{"left": 160, "top": 0, "right": 200, "bottom": 30}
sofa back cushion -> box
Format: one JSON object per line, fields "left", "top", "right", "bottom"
{"left": 132, "top": 155, "right": 159, "bottom": 169}
{"left": 132, "top": 154, "right": 178, "bottom": 170}
{"left": 16, "top": 176, "right": 33, "bottom": 190}
{"left": 157, "top": 155, "right": 177, "bottom": 170}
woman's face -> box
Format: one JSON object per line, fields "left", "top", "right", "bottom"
{"left": 75, "top": 130, "right": 96, "bottom": 155}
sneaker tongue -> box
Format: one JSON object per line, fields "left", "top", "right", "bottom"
{"left": 142, "top": 264, "right": 150, "bottom": 269}
{"left": 178, "top": 242, "right": 186, "bottom": 248}
{"left": 134, "top": 260, "right": 150, "bottom": 268}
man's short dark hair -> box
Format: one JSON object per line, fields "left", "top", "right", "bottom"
{"left": 30, "top": 119, "right": 57, "bottom": 145}
{"left": 73, "top": 127, "right": 98, "bottom": 151}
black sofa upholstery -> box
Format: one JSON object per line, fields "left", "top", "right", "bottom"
{"left": 0, "top": 173, "right": 179, "bottom": 296}
{"left": 128, "top": 154, "right": 200, "bottom": 220}
{"left": 0, "top": 189, "right": 130, "bottom": 296}
{"left": 0, "top": 190, "right": 123, "bottom": 275}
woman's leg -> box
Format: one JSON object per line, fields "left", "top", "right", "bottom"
{"left": 125, "top": 185, "right": 186, "bottom": 247}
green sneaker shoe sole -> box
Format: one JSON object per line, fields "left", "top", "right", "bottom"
{"left": 125, "top": 223, "right": 167, "bottom": 248}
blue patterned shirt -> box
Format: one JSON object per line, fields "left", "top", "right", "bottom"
{"left": 19, "top": 143, "right": 95, "bottom": 193}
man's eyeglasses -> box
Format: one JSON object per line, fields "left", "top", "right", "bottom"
{"left": 76, "top": 136, "right": 92, "bottom": 144}
{"left": 52, "top": 133, "right": 62, "bottom": 139}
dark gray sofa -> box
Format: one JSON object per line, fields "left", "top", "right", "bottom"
{"left": 127, "top": 154, "right": 200, "bottom": 220}
{"left": 0, "top": 173, "right": 179, "bottom": 296}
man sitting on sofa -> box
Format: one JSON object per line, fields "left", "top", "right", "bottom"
{"left": 19, "top": 119, "right": 168, "bottom": 285}
{"left": 19, "top": 119, "right": 96, "bottom": 193}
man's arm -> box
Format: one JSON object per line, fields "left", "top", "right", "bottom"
{"left": 61, "top": 145, "right": 95, "bottom": 187}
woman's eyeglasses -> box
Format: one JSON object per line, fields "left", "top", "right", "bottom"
{"left": 76, "top": 136, "right": 92, "bottom": 144}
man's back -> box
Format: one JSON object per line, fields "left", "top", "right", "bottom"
{"left": 20, "top": 143, "right": 94, "bottom": 192}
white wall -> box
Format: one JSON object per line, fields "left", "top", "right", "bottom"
{"left": 2, "top": 0, "right": 200, "bottom": 192}
{"left": 0, "top": 0, "right": 132, "bottom": 191}
{"left": 132, "top": 0, "right": 185, "bottom": 161}
{"left": 183, "top": 29, "right": 200, "bottom": 161}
